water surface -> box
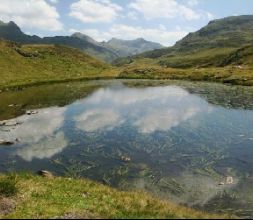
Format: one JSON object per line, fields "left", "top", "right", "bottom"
{"left": 0, "top": 80, "right": 253, "bottom": 217}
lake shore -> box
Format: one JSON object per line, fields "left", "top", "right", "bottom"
{"left": 1, "top": 66, "right": 252, "bottom": 92}
{"left": 0, "top": 173, "right": 230, "bottom": 219}
{"left": 1, "top": 67, "right": 252, "bottom": 92}
{"left": 118, "top": 64, "right": 253, "bottom": 87}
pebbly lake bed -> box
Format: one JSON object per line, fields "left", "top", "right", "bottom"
{"left": 0, "top": 79, "right": 253, "bottom": 218}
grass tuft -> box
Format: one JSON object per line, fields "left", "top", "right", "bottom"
{"left": 0, "top": 175, "right": 18, "bottom": 197}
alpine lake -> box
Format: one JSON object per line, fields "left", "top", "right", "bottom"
{"left": 0, "top": 79, "right": 253, "bottom": 218}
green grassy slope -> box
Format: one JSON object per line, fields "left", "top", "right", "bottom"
{"left": 114, "top": 16, "right": 253, "bottom": 85}
{"left": 0, "top": 174, "right": 230, "bottom": 219}
{"left": 136, "top": 15, "right": 253, "bottom": 61}
{"left": 173, "top": 15, "right": 253, "bottom": 52}
{"left": 0, "top": 40, "right": 118, "bottom": 90}
{"left": 117, "top": 53, "right": 253, "bottom": 86}
{"left": 115, "top": 16, "right": 253, "bottom": 68}
{"left": 220, "top": 44, "right": 253, "bottom": 67}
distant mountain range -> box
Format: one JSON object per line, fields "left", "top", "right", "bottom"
{"left": 102, "top": 37, "right": 163, "bottom": 58}
{"left": 0, "top": 21, "right": 164, "bottom": 63}
{"left": 114, "top": 15, "right": 253, "bottom": 68}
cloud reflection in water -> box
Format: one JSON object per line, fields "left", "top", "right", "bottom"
{"left": 0, "top": 84, "right": 212, "bottom": 161}
{"left": 73, "top": 85, "right": 211, "bottom": 133}
{"left": 0, "top": 107, "right": 67, "bottom": 161}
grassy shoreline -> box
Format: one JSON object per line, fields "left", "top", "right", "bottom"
{"left": 117, "top": 59, "right": 253, "bottom": 87}
{"left": 0, "top": 173, "right": 231, "bottom": 219}
{"left": 1, "top": 68, "right": 252, "bottom": 92}
{"left": 1, "top": 66, "right": 252, "bottom": 92}
{"left": 0, "top": 76, "right": 116, "bottom": 92}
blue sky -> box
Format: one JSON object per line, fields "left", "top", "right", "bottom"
{"left": 0, "top": 0, "right": 253, "bottom": 46}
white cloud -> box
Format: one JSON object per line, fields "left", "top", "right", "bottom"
{"left": 0, "top": 0, "right": 63, "bottom": 31}
{"left": 205, "top": 11, "right": 215, "bottom": 20}
{"left": 69, "top": 0, "right": 122, "bottom": 23}
{"left": 69, "top": 24, "right": 188, "bottom": 46}
{"left": 129, "top": 0, "right": 213, "bottom": 21}
{"left": 48, "top": 0, "right": 59, "bottom": 4}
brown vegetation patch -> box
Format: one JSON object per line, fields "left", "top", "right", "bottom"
{"left": 0, "top": 197, "right": 15, "bottom": 215}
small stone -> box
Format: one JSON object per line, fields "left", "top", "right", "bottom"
{"left": 0, "top": 122, "right": 6, "bottom": 126}
{"left": 81, "top": 192, "right": 89, "bottom": 198}
{"left": 0, "top": 140, "right": 14, "bottom": 146}
{"left": 37, "top": 170, "right": 54, "bottom": 178}
{"left": 226, "top": 176, "right": 234, "bottom": 185}
{"left": 121, "top": 156, "right": 131, "bottom": 162}
{"left": 0, "top": 121, "right": 21, "bottom": 127}
{"left": 26, "top": 110, "right": 38, "bottom": 115}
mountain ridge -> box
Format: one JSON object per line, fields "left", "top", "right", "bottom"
{"left": 102, "top": 37, "right": 164, "bottom": 58}
{"left": 113, "top": 15, "right": 253, "bottom": 67}
{"left": 0, "top": 21, "right": 164, "bottom": 63}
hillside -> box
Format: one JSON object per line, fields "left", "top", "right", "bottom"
{"left": 0, "top": 40, "right": 117, "bottom": 90}
{"left": 0, "top": 21, "right": 119, "bottom": 63}
{"left": 0, "top": 174, "right": 229, "bottom": 219}
{"left": 0, "top": 21, "right": 163, "bottom": 63}
{"left": 114, "top": 15, "right": 253, "bottom": 68}
{"left": 115, "top": 16, "right": 253, "bottom": 85}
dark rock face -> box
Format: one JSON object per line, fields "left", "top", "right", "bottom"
{"left": 0, "top": 21, "right": 41, "bottom": 43}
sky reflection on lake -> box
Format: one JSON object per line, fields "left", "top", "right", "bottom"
{"left": 0, "top": 81, "right": 253, "bottom": 217}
